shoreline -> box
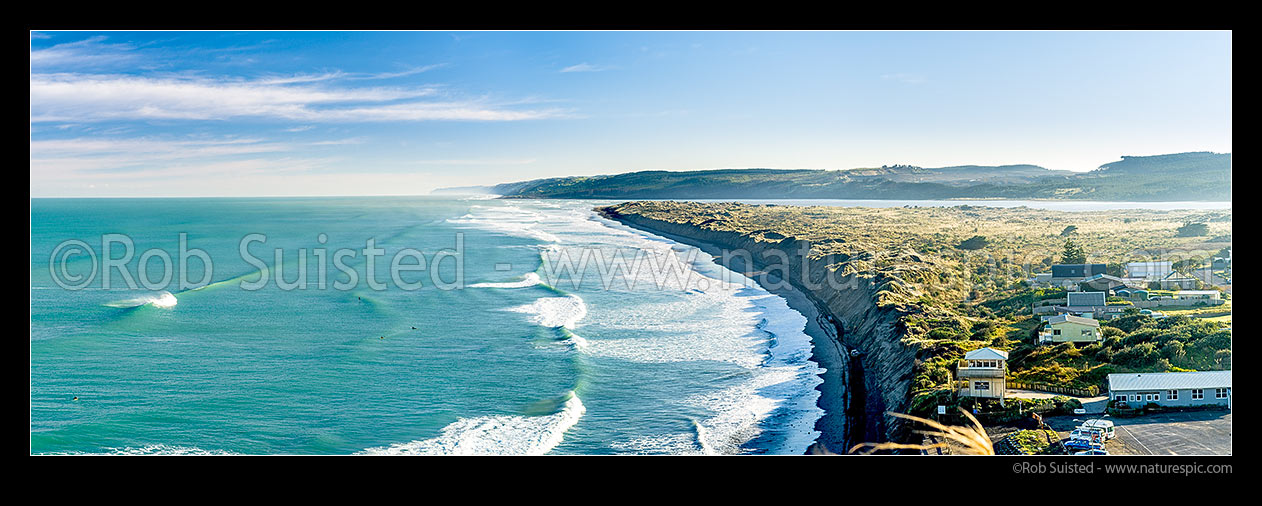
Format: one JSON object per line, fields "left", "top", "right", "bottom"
{"left": 600, "top": 215, "right": 851, "bottom": 454}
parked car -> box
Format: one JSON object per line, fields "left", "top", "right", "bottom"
{"left": 1064, "top": 438, "right": 1104, "bottom": 451}
{"left": 1073, "top": 448, "right": 1109, "bottom": 456}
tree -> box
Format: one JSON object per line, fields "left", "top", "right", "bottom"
{"left": 1106, "top": 262, "right": 1124, "bottom": 277}
{"left": 1061, "top": 238, "right": 1087, "bottom": 264}
{"left": 1173, "top": 258, "right": 1205, "bottom": 274}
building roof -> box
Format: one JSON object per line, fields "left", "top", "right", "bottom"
{"left": 1052, "top": 264, "right": 1107, "bottom": 278}
{"left": 1046, "top": 314, "right": 1100, "bottom": 327}
{"left": 1163, "top": 272, "right": 1196, "bottom": 281}
{"left": 1067, "top": 291, "right": 1107, "bottom": 307}
{"left": 1108, "top": 371, "right": 1232, "bottom": 392}
{"left": 964, "top": 347, "right": 1009, "bottom": 361}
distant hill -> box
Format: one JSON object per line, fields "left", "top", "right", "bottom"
{"left": 432, "top": 152, "right": 1231, "bottom": 201}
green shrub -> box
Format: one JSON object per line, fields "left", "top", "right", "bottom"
{"left": 956, "top": 235, "right": 989, "bottom": 250}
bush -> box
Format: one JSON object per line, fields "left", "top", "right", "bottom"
{"left": 1176, "top": 223, "right": 1209, "bottom": 237}
{"left": 956, "top": 235, "right": 989, "bottom": 250}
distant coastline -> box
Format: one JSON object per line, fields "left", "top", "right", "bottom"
{"left": 434, "top": 152, "right": 1232, "bottom": 202}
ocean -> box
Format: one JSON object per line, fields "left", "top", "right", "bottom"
{"left": 30, "top": 197, "right": 824, "bottom": 455}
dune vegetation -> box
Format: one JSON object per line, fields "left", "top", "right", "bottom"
{"left": 600, "top": 200, "right": 1232, "bottom": 421}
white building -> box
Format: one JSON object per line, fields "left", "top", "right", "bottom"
{"left": 1126, "top": 261, "right": 1173, "bottom": 281}
{"left": 957, "top": 348, "right": 1008, "bottom": 405}
{"left": 1108, "top": 371, "right": 1231, "bottom": 409}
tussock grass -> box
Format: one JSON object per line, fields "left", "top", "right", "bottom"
{"left": 848, "top": 409, "right": 994, "bottom": 455}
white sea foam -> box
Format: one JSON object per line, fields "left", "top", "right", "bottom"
{"left": 563, "top": 334, "right": 589, "bottom": 350}
{"left": 506, "top": 294, "right": 587, "bottom": 329}
{"left": 446, "top": 205, "right": 562, "bottom": 243}
{"left": 360, "top": 393, "right": 585, "bottom": 456}
{"left": 468, "top": 272, "right": 543, "bottom": 289}
{"left": 104, "top": 291, "right": 178, "bottom": 309}
{"left": 458, "top": 200, "right": 825, "bottom": 455}
{"left": 46, "top": 444, "right": 239, "bottom": 455}
{"left": 610, "top": 432, "right": 704, "bottom": 455}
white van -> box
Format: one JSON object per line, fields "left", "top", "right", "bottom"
{"left": 1077, "top": 419, "right": 1115, "bottom": 440}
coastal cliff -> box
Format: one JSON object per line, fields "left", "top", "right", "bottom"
{"left": 597, "top": 203, "right": 940, "bottom": 448}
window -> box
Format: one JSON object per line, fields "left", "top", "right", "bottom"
{"left": 1146, "top": 393, "right": 1157, "bottom": 402}
{"left": 1081, "top": 329, "right": 1093, "bottom": 337}
{"left": 1116, "top": 395, "right": 1127, "bottom": 402}
{"left": 1191, "top": 389, "right": 1204, "bottom": 400}
{"left": 974, "top": 381, "right": 989, "bottom": 391}
{"left": 1053, "top": 329, "right": 1061, "bottom": 335}
{"left": 1168, "top": 390, "right": 1178, "bottom": 400}
{"left": 1216, "top": 388, "right": 1228, "bottom": 399}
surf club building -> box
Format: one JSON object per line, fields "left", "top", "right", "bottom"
{"left": 957, "top": 347, "right": 1008, "bottom": 406}
{"left": 1108, "top": 371, "right": 1232, "bottom": 409}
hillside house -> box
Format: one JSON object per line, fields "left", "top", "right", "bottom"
{"left": 1039, "top": 314, "right": 1102, "bottom": 344}
{"left": 1126, "top": 261, "right": 1173, "bottom": 281}
{"left": 1160, "top": 272, "right": 1199, "bottom": 290}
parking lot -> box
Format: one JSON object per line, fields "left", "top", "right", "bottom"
{"left": 1046, "top": 409, "right": 1231, "bottom": 455}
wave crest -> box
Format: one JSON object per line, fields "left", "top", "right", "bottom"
{"left": 103, "top": 291, "right": 178, "bottom": 309}
{"left": 468, "top": 272, "right": 543, "bottom": 289}
{"left": 360, "top": 393, "right": 585, "bottom": 455}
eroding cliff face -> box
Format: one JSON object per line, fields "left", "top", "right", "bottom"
{"left": 599, "top": 204, "right": 923, "bottom": 445}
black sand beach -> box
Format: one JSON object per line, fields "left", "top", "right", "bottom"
{"left": 605, "top": 218, "right": 851, "bottom": 453}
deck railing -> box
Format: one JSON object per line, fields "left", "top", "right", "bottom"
{"left": 1007, "top": 381, "right": 1099, "bottom": 397}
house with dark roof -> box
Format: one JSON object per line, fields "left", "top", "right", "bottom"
{"left": 1160, "top": 272, "right": 1199, "bottom": 290}
{"left": 1050, "top": 291, "right": 1124, "bottom": 319}
{"left": 1052, "top": 264, "right": 1107, "bottom": 281}
{"left": 1079, "top": 273, "right": 1142, "bottom": 292}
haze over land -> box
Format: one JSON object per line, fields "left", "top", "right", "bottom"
{"left": 443, "top": 152, "right": 1231, "bottom": 201}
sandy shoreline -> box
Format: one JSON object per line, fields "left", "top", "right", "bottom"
{"left": 604, "top": 217, "right": 851, "bottom": 454}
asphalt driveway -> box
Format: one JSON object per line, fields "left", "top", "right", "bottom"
{"left": 1045, "top": 409, "right": 1231, "bottom": 455}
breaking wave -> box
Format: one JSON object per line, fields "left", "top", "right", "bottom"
{"left": 359, "top": 393, "right": 585, "bottom": 455}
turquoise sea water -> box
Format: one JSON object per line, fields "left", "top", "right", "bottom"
{"left": 30, "top": 197, "right": 822, "bottom": 455}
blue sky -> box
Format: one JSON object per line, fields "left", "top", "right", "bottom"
{"left": 30, "top": 31, "right": 1231, "bottom": 197}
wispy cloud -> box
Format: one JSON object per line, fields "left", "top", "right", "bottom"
{"left": 560, "top": 63, "right": 616, "bottom": 73}
{"left": 350, "top": 64, "right": 447, "bottom": 80}
{"left": 31, "top": 137, "right": 299, "bottom": 173}
{"left": 30, "top": 73, "right": 564, "bottom": 123}
{"left": 254, "top": 64, "right": 445, "bottom": 85}
{"left": 29, "top": 36, "right": 140, "bottom": 68}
